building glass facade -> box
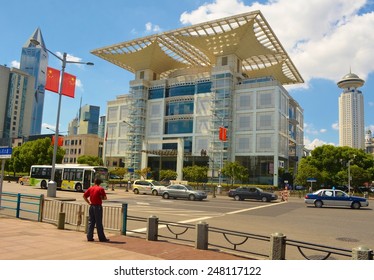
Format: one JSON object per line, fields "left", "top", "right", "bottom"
{"left": 95, "top": 11, "right": 304, "bottom": 185}
{"left": 20, "top": 28, "right": 48, "bottom": 135}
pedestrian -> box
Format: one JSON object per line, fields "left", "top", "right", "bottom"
{"left": 83, "top": 178, "right": 109, "bottom": 242}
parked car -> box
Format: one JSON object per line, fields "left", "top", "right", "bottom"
{"left": 18, "top": 176, "right": 30, "bottom": 186}
{"left": 132, "top": 179, "right": 167, "bottom": 195}
{"left": 304, "top": 189, "right": 369, "bottom": 209}
{"left": 161, "top": 184, "right": 207, "bottom": 201}
{"left": 228, "top": 187, "right": 278, "bottom": 202}
{"left": 109, "top": 174, "right": 121, "bottom": 179}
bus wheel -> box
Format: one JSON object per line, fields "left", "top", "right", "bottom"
{"left": 75, "top": 184, "right": 83, "bottom": 192}
{"left": 41, "top": 180, "right": 47, "bottom": 189}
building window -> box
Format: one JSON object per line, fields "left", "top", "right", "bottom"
{"left": 257, "top": 90, "right": 274, "bottom": 109}
{"left": 257, "top": 113, "right": 274, "bottom": 130}
{"left": 222, "top": 56, "right": 228, "bottom": 66}
{"left": 165, "top": 119, "right": 193, "bottom": 134}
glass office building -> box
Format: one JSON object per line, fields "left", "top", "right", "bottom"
{"left": 93, "top": 11, "right": 304, "bottom": 186}
{"left": 20, "top": 28, "right": 48, "bottom": 135}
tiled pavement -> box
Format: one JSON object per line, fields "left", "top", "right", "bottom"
{"left": 0, "top": 216, "right": 247, "bottom": 260}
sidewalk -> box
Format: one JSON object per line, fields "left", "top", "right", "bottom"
{"left": 0, "top": 215, "right": 248, "bottom": 260}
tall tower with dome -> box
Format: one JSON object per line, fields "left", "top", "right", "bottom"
{"left": 337, "top": 72, "right": 365, "bottom": 149}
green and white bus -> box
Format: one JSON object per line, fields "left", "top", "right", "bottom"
{"left": 29, "top": 164, "right": 109, "bottom": 192}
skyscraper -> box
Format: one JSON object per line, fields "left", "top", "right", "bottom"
{"left": 0, "top": 65, "right": 35, "bottom": 145}
{"left": 337, "top": 72, "right": 365, "bottom": 149}
{"left": 20, "top": 28, "right": 48, "bottom": 135}
{"left": 68, "top": 105, "right": 100, "bottom": 135}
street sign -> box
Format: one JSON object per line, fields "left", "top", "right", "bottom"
{"left": 307, "top": 178, "right": 317, "bottom": 183}
{"left": 0, "top": 147, "right": 12, "bottom": 159}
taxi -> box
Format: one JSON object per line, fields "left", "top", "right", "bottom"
{"left": 304, "top": 189, "right": 369, "bottom": 209}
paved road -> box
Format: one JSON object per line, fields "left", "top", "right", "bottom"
{"left": 2, "top": 181, "right": 374, "bottom": 259}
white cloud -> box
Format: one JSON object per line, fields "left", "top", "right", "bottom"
{"left": 304, "top": 137, "right": 336, "bottom": 150}
{"left": 75, "top": 78, "right": 83, "bottom": 90}
{"left": 320, "top": 129, "right": 327, "bottom": 133}
{"left": 42, "top": 123, "right": 55, "bottom": 132}
{"left": 145, "top": 22, "right": 162, "bottom": 33}
{"left": 179, "top": 0, "right": 374, "bottom": 86}
{"left": 332, "top": 122, "right": 339, "bottom": 130}
{"left": 11, "top": 60, "right": 20, "bottom": 68}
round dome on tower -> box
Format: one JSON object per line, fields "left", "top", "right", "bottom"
{"left": 337, "top": 72, "right": 365, "bottom": 89}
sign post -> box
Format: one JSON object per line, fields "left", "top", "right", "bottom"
{"left": 0, "top": 147, "right": 12, "bottom": 207}
{"left": 307, "top": 178, "right": 317, "bottom": 190}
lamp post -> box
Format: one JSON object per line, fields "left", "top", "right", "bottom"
{"left": 31, "top": 39, "right": 93, "bottom": 197}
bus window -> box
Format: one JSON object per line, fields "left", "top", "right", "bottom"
{"left": 83, "top": 170, "right": 92, "bottom": 190}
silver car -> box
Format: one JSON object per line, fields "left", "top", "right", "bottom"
{"left": 161, "top": 184, "right": 207, "bottom": 201}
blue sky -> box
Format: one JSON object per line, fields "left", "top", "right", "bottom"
{"left": 1, "top": 0, "right": 374, "bottom": 150}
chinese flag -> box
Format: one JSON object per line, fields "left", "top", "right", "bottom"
{"left": 61, "top": 72, "right": 76, "bottom": 98}
{"left": 45, "top": 67, "right": 60, "bottom": 93}
{"left": 219, "top": 127, "right": 227, "bottom": 141}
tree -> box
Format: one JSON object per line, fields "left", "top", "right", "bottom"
{"left": 159, "top": 169, "right": 177, "bottom": 181}
{"left": 295, "top": 145, "right": 374, "bottom": 188}
{"left": 77, "top": 155, "right": 103, "bottom": 166}
{"left": 182, "top": 165, "right": 208, "bottom": 182}
{"left": 136, "top": 167, "right": 151, "bottom": 179}
{"left": 221, "top": 161, "right": 248, "bottom": 186}
{"left": 6, "top": 137, "right": 64, "bottom": 174}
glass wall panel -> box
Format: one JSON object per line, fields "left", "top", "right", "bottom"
{"left": 165, "top": 119, "right": 193, "bottom": 134}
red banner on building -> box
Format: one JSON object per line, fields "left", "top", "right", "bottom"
{"left": 61, "top": 72, "right": 76, "bottom": 98}
{"left": 45, "top": 67, "right": 60, "bottom": 93}
{"left": 219, "top": 126, "right": 227, "bottom": 141}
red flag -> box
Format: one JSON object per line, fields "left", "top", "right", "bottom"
{"left": 51, "top": 136, "right": 64, "bottom": 146}
{"left": 219, "top": 127, "right": 227, "bottom": 141}
{"left": 61, "top": 72, "right": 76, "bottom": 98}
{"left": 45, "top": 67, "right": 60, "bottom": 93}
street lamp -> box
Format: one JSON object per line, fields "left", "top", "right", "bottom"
{"left": 347, "top": 155, "right": 356, "bottom": 193}
{"left": 31, "top": 39, "right": 93, "bottom": 197}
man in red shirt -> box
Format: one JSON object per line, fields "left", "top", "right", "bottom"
{"left": 83, "top": 178, "right": 109, "bottom": 242}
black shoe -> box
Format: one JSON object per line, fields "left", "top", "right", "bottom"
{"left": 100, "top": 239, "right": 110, "bottom": 242}
{"left": 87, "top": 239, "right": 94, "bottom": 242}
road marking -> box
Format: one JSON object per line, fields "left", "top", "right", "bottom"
{"left": 136, "top": 202, "right": 150, "bottom": 205}
{"left": 129, "top": 202, "right": 284, "bottom": 233}
{"left": 226, "top": 202, "right": 285, "bottom": 215}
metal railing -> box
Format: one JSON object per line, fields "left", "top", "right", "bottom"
{"left": 0, "top": 192, "right": 44, "bottom": 221}
{"left": 43, "top": 199, "right": 123, "bottom": 231}
{"left": 1, "top": 194, "right": 372, "bottom": 260}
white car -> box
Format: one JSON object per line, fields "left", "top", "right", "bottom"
{"left": 132, "top": 180, "right": 168, "bottom": 195}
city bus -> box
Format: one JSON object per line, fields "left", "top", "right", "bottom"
{"left": 29, "top": 164, "right": 109, "bottom": 192}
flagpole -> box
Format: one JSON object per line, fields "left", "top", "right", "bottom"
{"left": 50, "top": 52, "right": 66, "bottom": 188}
{"left": 30, "top": 39, "right": 93, "bottom": 197}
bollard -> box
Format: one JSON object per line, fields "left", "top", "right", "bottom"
{"left": 352, "top": 245, "right": 373, "bottom": 260}
{"left": 121, "top": 203, "right": 128, "bottom": 235}
{"left": 147, "top": 215, "right": 159, "bottom": 241}
{"left": 57, "top": 212, "right": 65, "bottom": 230}
{"left": 195, "top": 221, "right": 209, "bottom": 250}
{"left": 85, "top": 216, "right": 89, "bottom": 234}
{"left": 269, "top": 232, "right": 286, "bottom": 260}
{"left": 47, "top": 181, "right": 57, "bottom": 198}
